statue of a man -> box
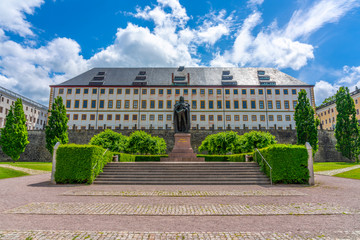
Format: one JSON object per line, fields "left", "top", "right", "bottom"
{"left": 174, "top": 96, "right": 190, "bottom": 133}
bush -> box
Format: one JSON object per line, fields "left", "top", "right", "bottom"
{"left": 198, "top": 131, "right": 241, "bottom": 155}
{"left": 55, "top": 144, "right": 113, "bottom": 184}
{"left": 228, "top": 153, "right": 251, "bottom": 162}
{"left": 134, "top": 155, "right": 168, "bottom": 161}
{"left": 89, "top": 130, "right": 128, "bottom": 152}
{"left": 125, "top": 131, "right": 167, "bottom": 155}
{"left": 254, "top": 144, "right": 309, "bottom": 184}
{"left": 113, "top": 152, "right": 136, "bottom": 162}
{"left": 197, "top": 154, "right": 230, "bottom": 161}
{"left": 235, "top": 131, "right": 277, "bottom": 153}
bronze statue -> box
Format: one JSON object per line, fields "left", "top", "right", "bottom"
{"left": 174, "top": 96, "right": 190, "bottom": 133}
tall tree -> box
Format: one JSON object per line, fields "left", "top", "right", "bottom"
{"left": 335, "top": 87, "right": 360, "bottom": 162}
{"left": 46, "top": 96, "right": 69, "bottom": 154}
{"left": 0, "top": 99, "right": 29, "bottom": 161}
{"left": 294, "top": 90, "right": 319, "bottom": 154}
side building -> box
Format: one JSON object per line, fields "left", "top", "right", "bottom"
{"left": 0, "top": 86, "right": 48, "bottom": 130}
{"left": 49, "top": 67, "right": 315, "bottom": 130}
{"left": 316, "top": 87, "right": 360, "bottom": 130}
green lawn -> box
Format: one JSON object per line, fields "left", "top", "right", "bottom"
{"left": 313, "top": 162, "right": 360, "bottom": 172}
{"left": 334, "top": 168, "right": 360, "bottom": 180}
{"left": 0, "top": 162, "right": 52, "bottom": 171}
{"left": 0, "top": 166, "right": 29, "bottom": 179}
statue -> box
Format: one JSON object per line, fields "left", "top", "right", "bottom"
{"left": 174, "top": 96, "right": 190, "bottom": 133}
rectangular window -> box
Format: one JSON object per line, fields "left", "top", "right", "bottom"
{"left": 175, "top": 89, "right": 180, "bottom": 94}
{"left": 242, "top": 100, "right": 247, "bottom": 109}
{"left": 100, "top": 88, "right": 105, "bottom": 94}
{"left": 200, "top": 89, "right": 205, "bottom": 94}
{"left": 260, "top": 115, "right": 265, "bottom": 121}
{"left": 98, "top": 114, "right": 103, "bottom": 121}
{"left": 117, "top": 88, "right": 122, "bottom": 94}
{"left": 242, "top": 89, "right": 246, "bottom": 95}
{"left": 92, "top": 89, "right": 97, "bottom": 94}
{"left": 75, "top": 88, "right": 80, "bottom": 94}
{"left": 167, "top": 89, "right": 172, "bottom": 95}
{"left": 90, "top": 114, "right": 95, "bottom": 120}
{"left": 150, "top": 89, "right": 156, "bottom": 94}
{"left": 284, "top": 89, "right": 288, "bottom": 95}
{"left": 150, "top": 115, "right": 155, "bottom": 121}
{"left": 275, "top": 89, "right": 280, "bottom": 95}
{"left": 251, "top": 100, "right": 256, "bottom": 109}
{"left": 200, "top": 100, "right": 205, "bottom": 109}
{"left": 233, "top": 89, "right": 238, "bottom": 94}
{"left": 209, "top": 89, "right": 213, "bottom": 95}
{"left": 217, "top": 115, "right": 222, "bottom": 121}
{"left": 108, "top": 100, "right": 113, "bottom": 108}
{"left": 141, "top": 115, "right": 146, "bottom": 121}
{"left": 284, "top": 100, "right": 289, "bottom": 109}
{"left": 142, "top": 89, "right": 147, "bottom": 94}
{"left": 276, "top": 100, "right": 281, "bottom": 109}
{"left": 285, "top": 115, "right": 291, "bottom": 121}
{"left": 132, "top": 115, "right": 137, "bottom": 121}
{"left": 234, "top": 100, "right": 239, "bottom": 109}
{"left": 215, "top": 89, "right": 220, "bottom": 95}
{"left": 293, "top": 101, "right": 297, "bottom": 109}
{"left": 109, "top": 89, "right": 114, "bottom": 94}
{"left": 250, "top": 89, "right": 255, "bottom": 95}
{"left": 141, "top": 100, "right": 146, "bottom": 109}
{"left": 226, "top": 100, "right": 231, "bottom": 109}
{"left": 150, "top": 100, "right": 155, "bottom": 109}
{"left": 74, "top": 100, "right": 79, "bottom": 108}
{"left": 167, "top": 100, "right": 172, "bottom": 109}
{"left": 235, "top": 115, "right": 239, "bottom": 121}
{"left": 226, "top": 115, "right": 231, "bottom": 121}
{"left": 292, "top": 89, "right": 297, "bottom": 95}
{"left": 91, "top": 100, "right": 96, "bottom": 108}
{"left": 258, "top": 89, "right": 263, "bottom": 95}
{"left": 217, "top": 100, "right": 222, "bottom": 109}
{"left": 73, "top": 114, "right": 78, "bottom": 120}
{"left": 158, "top": 100, "right": 163, "bottom": 109}
{"left": 225, "top": 89, "right": 230, "bottom": 95}
{"left": 83, "top": 100, "right": 88, "bottom": 108}
{"left": 124, "top": 100, "right": 129, "bottom": 109}
{"left": 192, "top": 100, "right": 197, "bottom": 109}
{"left": 268, "top": 101, "right": 273, "bottom": 109}
{"left": 192, "top": 89, "right": 197, "bottom": 95}
{"left": 267, "top": 89, "right": 272, "bottom": 95}
{"left": 184, "top": 89, "right": 188, "bottom": 95}
{"left": 167, "top": 114, "right": 172, "bottom": 121}
{"left": 243, "top": 115, "right": 248, "bottom": 121}
{"left": 67, "top": 89, "right": 72, "bottom": 94}
{"left": 99, "top": 100, "right": 104, "bottom": 109}
{"left": 159, "top": 89, "right": 164, "bottom": 94}
{"left": 192, "top": 115, "right": 197, "bottom": 121}
{"left": 116, "top": 114, "right": 120, "bottom": 120}
{"left": 269, "top": 115, "right": 274, "bottom": 121}
{"left": 66, "top": 100, "right": 71, "bottom": 108}
{"left": 106, "top": 114, "right": 111, "bottom": 120}
{"left": 200, "top": 115, "right": 205, "bottom": 121}
{"left": 124, "top": 115, "right": 129, "bottom": 120}
{"left": 133, "top": 100, "right": 138, "bottom": 109}
{"left": 116, "top": 100, "right": 121, "bottom": 109}
{"left": 59, "top": 89, "right": 64, "bottom": 94}
{"left": 252, "top": 115, "right": 257, "bottom": 121}
{"left": 209, "top": 100, "right": 214, "bottom": 109}
{"left": 277, "top": 115, "right": 282, "bottom": 121}
{"left": 209, "top": 115, "right": 214, "bottom": 121}
{"left": 259, "top": 100, "right": 264, "bottom": 109}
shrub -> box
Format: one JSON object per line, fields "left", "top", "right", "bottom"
{"left": 254, "top": 144, "right": 309, "bottom": 184}
{"left": 228, "top": 153, "right": 251, "bottom": 162}
{"left": 235, "top": 131, "right": 277, "bottom": 153}
{"left": 113, "top": 152, "right": 136, "bottom": 162}
{"left": 197, "top": 154, "right": 230, "bottom": 161}
{"left": 55, "top": 144, "right": 113, "bottom": 184}
{"left": 125, "top": 131, "right": 167, "bottom": 155}
{"left": 198, "top": 131, "right": 241, "bottom": 155}
{"left": 89, "top": 129, "right": 128, "bottom": 152}
{"left": 135, "top": 155, "right": 168, "bottom": 161}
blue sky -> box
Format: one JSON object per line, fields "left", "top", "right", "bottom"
{"left": 0, "top": 0, "right": 360, "bottom": 105}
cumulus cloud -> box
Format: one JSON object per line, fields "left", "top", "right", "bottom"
{"left": 0, "top": 0, "right": 44, "bottom": 36}
{"left": 211, "top": 0, "right": 359, "bottom": 70}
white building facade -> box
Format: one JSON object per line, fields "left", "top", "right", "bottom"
{"left": 0, "top": 86, "right": 48, "bottom": 130}
{"left": 49, "top": 67, "right": 315, "bottom": 130}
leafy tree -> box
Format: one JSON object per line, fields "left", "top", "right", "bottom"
{"left": 317, "top": 95, "right": 336, "bottom": 108}
{"left": 90, "top": 129, "right": 128, "bottom": 152}
{"left": 125, "top": 131, "right": 166, "bottom": 155}
{"left": 235, "top": 131, "right": 277, "bottom": 153}
{"left": 0, "top": 98, "right": 29, "bottom": 161}
{"left": 46, "top": 96, "right": 69, "bottom": 154}
{"left": 199, "top": 131, "right": 240, "bottom": 155}
{"left": 294, "top": 90, "right": 319, "bottom": 154}
{"left": 334, "top": 87, "right": 360, "bottom": 162}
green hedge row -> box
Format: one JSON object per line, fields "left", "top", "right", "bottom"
{"left": 197, "top": 153, "right": 251, "bottom": 162}
{"left": 134, "top": 155, "right": 168, "bottom": 161}
{"left": 254, "top": 144, "right": 309, "bottom": 184}
{"left": 113, "top": 153, "right": 136, "bottom": 162}
{"left": 55, "top": 144, "right": 113, "bottom": 184}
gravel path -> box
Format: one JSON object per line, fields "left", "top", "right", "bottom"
{"left": 316, "top": 165, "right": 360, "bottom": 176}
{"left": 0, "top": 164, "right": 48, "bottom": 175}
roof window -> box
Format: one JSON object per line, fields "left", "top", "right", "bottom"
{"left": 178, "top": 66, "right": 185, "bottom": 71}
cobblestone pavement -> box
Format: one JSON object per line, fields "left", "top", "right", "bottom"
{"left": 63, "top": 189, "right": 306, "bottom": 197}
{"left": 1, "top": 230, "right": 360, "bottom": 240}
{"left": 0, "top": 164, "right": 48, "bottom": 175}
{"left": 316, "top": 165, "right": 360, "bottom": 176}
{"left": 6, "top": 202, "right": 355, "bottom": 216}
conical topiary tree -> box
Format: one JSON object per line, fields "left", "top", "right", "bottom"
{"left": 46, "top": 96, "right": 69, "bottom": 154}
{"left": 0, "top": 98, "right": 29, "bottom": 161}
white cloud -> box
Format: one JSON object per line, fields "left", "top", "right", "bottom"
{"left": 314, "top": 80, "right": 339, "bottom": 105}
{"left": 247, "top": 0, "right": 264, "bottom": 8}
{"left": 0, "top": 0, "right": 44, "bottom": 36}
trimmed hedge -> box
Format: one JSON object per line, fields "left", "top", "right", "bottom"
{"left": 134, "top": 155, "right": 168, "bottom": 161}
{"left": 55, "top": 144, "right": 113, "bottom": 184}
{"left": 228, "top": 153, "right": 251, "bottom": 162}
{"left": 197, "top": 153, "right": 251, "bottom": 162}
{"left": 113, "top": 153, "right": 136, "bottom": 162}
{"left": 254, "top": 144, "right": 309, "bottom": 184}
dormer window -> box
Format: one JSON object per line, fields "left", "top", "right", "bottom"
{"left": 139, "top": 71, "right": 146, "bottom": 75}
{"left": 97, "top": 72, "right": 105, "bottom": 75}
{"left": 178, "top": 66, "right": 185, "bottom": 71}
{"left": 257, "top": 70, "right": 265, "bottom": 75}
{"left": 222, "top": 71, "right": 230, "bottom": 75}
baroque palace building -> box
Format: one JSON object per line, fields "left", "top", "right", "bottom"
{"left": 49, "top": 67, "right": 315, "bottom": 130}
{"left": 0, "top": 86, "right": 48, "bottom": 130}
{"left": 316, "top": 87, "right": 360, "bottom": 130}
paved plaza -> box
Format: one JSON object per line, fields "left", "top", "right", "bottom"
{"left": 0, "top": 172, "right": 359, "bottom": 239}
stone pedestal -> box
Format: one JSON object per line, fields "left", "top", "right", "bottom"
{"left": 161, "top": 133, "right": 204, "bottom": 162}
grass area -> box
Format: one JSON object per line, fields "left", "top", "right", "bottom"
{"left": 313, "top": 162, "right": 360, "bottom": 172}
{"left": 0, "top": 162, "right": 52, "bottom": 171}
{"left": 334, "top": 168, "right": 360, "bottom": 180}
{"left": 0, "top": 166, "right": 29, "bottom": 179}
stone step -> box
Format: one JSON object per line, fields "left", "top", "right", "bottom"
{"left": 103, "top": 167, "right": 261, "bottom": 171}
{"left": 99, "top": 171, "right": 264, "bottom": 175}
{"left": 106, "top": 162, "right": 258, "bottom": 165}
{"left": 93, "top": 180, "right": 270, "bottom": 185}
{"left": 96, "top": 174, "right": 268, "bottom": 179}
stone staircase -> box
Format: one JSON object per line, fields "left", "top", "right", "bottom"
{"left": 94, "top": 162, "right": 270, "bottom": 185}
